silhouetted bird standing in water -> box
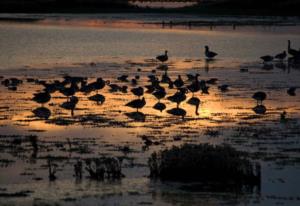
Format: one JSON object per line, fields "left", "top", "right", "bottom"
{"left": 260, "top": 55, "right": 274, "bottom": 63}
{"left": 187, "top": 97, "right": 201, "bottom": 115}
{"left": 252, "top": 91, "right": 267, "bottom": 105}
{"left": 167, "top": 108, "right": 187, "bottom": 120}
{"left": 118, "top": 75, "right": 129, "bottom": 82}
{"left": 167, "top": 90, "right": 186, "bottom": 108}
{"left": 126, "top": 97, "right": 146, "bottom": 112}
{"left": 60, "top": 82, "right": 78, "bottom": 102}
{"left": 205, "top": 46, "right": 218, "bottom": 59}
{"left": 91, "top": 77, "right": 106, "bottom": 93}
{"left": 156, "top": 50, "right": 168, "bottom": 63}
{"left": 32, "top": 91, "right": 51, "bottom": 106}
{"left": 131, "top": 87, "right": 144, "bottom": 98}
{"left": 153, "top": 102, "right": 166, "bottom": 112}
{"left": 275, "top": 51, "right": 287, "bottom": 61}
{"left": 88, "top": 94, "right": 105, "bottom": 105}
{"left": 152, "top": 88, "right": 166, "bottom": 102}
{"left": 60, "top": 96, "right": 78, "bottom": 116}
{"left": 187, "top": 75, "right": 200, "bottom": 96}
{"left": 174, "top": 75, "right": 184, "bottom": 89}
{"left": 32, "top": 107, "right": 51, "bottom": 119}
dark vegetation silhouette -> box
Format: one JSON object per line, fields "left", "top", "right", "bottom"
{"left": 148, "top": 144, "right": 261, "bottom": 187}
{"left": 0, "top": 0, "right": 300, "bottom": 15}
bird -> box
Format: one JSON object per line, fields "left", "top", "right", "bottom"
{"left": 117, "top": 75, "right": 129, "bottom": 82}
{"left": 174, "top": 75, "right": 184, "bottom": 89}
{"left": 145, "top": 84, "right": 156, "bottom": 94}
{"left": 187, "top": 97, "right": 200, "bottom": 115}
{"left": 108, "top": 84, "right": 121, "bottom": 92}
{"left": 201, "top": 85, "right": 209, "bottom": 95}
{"left": 167, "top": 91, "right": 186, "bottom": 108}
{"left": 131, "top": 78, "right": 137, "bottom": 86}
{"left": 153, "top": 102, "right": 166, "bottom": 112}
{"left": 218, "top": 84, "right": 229, "bottom": 92}
{"left": 205, "top": 46, "right": 218, "bottom": 59}
{"left": 252, "top": 91, "right": 267, "bottom": 105}
{"left": 60, "top": 96, "right": 78, "bottom": 116}
{"left": 287, "top": 87, "right": 296, "bottom": 96}
{"left": 167, "top": 108, "right": 187, "bottom": 120}
{"left": 121, "top": 86, "right": 128, "bottom": 93}
{"left": 126, "top": 97, "right": 146, "bottom": 112}
{"left": 156, "top": 50, "right": 168, "bottom": 63}
{"left": 32, "top": 107, "right": 51, "bottom": 119}
{"left": 131, "top": 87, "right": 144, "bottom": 98}
{"left": 161, "top": 71, "right": 171, "bottom": 84}
{"left": 91, "top": 78, "right": 106, "bottom": 93}
{"left": 186, "top": 73, "right": 199, "bottom": 81}
{"left": 260, "top": 55, "right": 274, "bottom": 63}
{"left": 32, "top": 92, "right": 51, "bottom": 106}
{"left": 88, "top": 94, "right": 105, "bottom": 105}
{"left": 152, "top": 88, "right": 166, "bottom": 102}
{"left": 60, "top": 82, "right": 78, "bottom": 101}
{"left": 275, "top": 51, "right": 287, "bottom": 61}
{"left": 187, "top": 78, "right": 200, "bottom": 96}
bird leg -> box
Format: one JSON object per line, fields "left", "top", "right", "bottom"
{"left": 195, "top": 104, "right": 199, "bottom": 116}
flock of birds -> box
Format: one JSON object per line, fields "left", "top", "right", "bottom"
{"left": 1, "top": 40, "right": 299, "bottom": 120}
{"left": 260, "top": 40, "right": 300, "bottom": 63}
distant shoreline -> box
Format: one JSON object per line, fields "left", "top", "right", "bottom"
{"left": 1, "top": 14, "right": 299, "bottom": 29}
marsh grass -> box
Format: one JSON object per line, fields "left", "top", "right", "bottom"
{"left": 149, "top": 144, "right": 261, "bottom": 186}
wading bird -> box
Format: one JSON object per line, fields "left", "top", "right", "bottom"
{"left": 205, "top": 46, "right": 218, "bottom": 59}
{"left": 156, "top": 50, "right": 168, "bottom": 63}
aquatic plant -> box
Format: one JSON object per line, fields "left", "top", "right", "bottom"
{"left": 27, "top": 135, "right": 38, "bottom": 158}
{"left": 85, "top": 157, "right": 123, "bottom": 180}
{"left": 74, "top": 160, "right": 83, "bottom": 179}
{"left": 148, "top": 144, "right": 260, "bottom": 186}
{"left": 47, "top": 159, "right": 57, "bottom": 181}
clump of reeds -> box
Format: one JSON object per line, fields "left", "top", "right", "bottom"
{"left": 148, "top": 144, "right": 260, "bottom": 185}
{"left": 85, "top": 157, "right": 123, "bottom": 180}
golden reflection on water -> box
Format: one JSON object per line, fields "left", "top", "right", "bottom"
{"left": 1, "top": 57, "right": 299, "bottom": 136}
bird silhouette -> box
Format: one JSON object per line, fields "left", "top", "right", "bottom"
{"left": 167, "top": 108, "right": 187, "bottom": 120}
{"left": 32, "top": 91, "right": 51, "bottom": 106}
{"left": 156, "top": 50, "right": 168, "bottom": 63}
{"left": 88, "top": 94, "right": 105, "bottom": 105}
{"left": 205, "top": 46, "right": 218, "bottom": 59}
{"left": 275, "top": 51, "right": 287, "bottom": 61}
{"left": 32, "top": 107, "right": 51, "bottom": 119}
{"left": 153, "top": 102, "right": 166, "bottom": 112}
{"left": 131, "top": 87, "right": 144, "bottom": 98}
{"left": 126, "top": 97, "right": 146, "bottom": 112}
{"left": 252, "top": 91, "right": 267, "bottom": 105}
{"left": 187, "top": 97, "right": 201, "bottom": 115}
{"left": 260, "top": 55, "right": 274, "bottom": 63}
{"left": 167, "top": 91, "right": 186, "bottom": 108}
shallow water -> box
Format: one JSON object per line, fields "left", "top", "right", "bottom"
{"left": 1, "top": 14, "right": 300, "bottom": 206}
